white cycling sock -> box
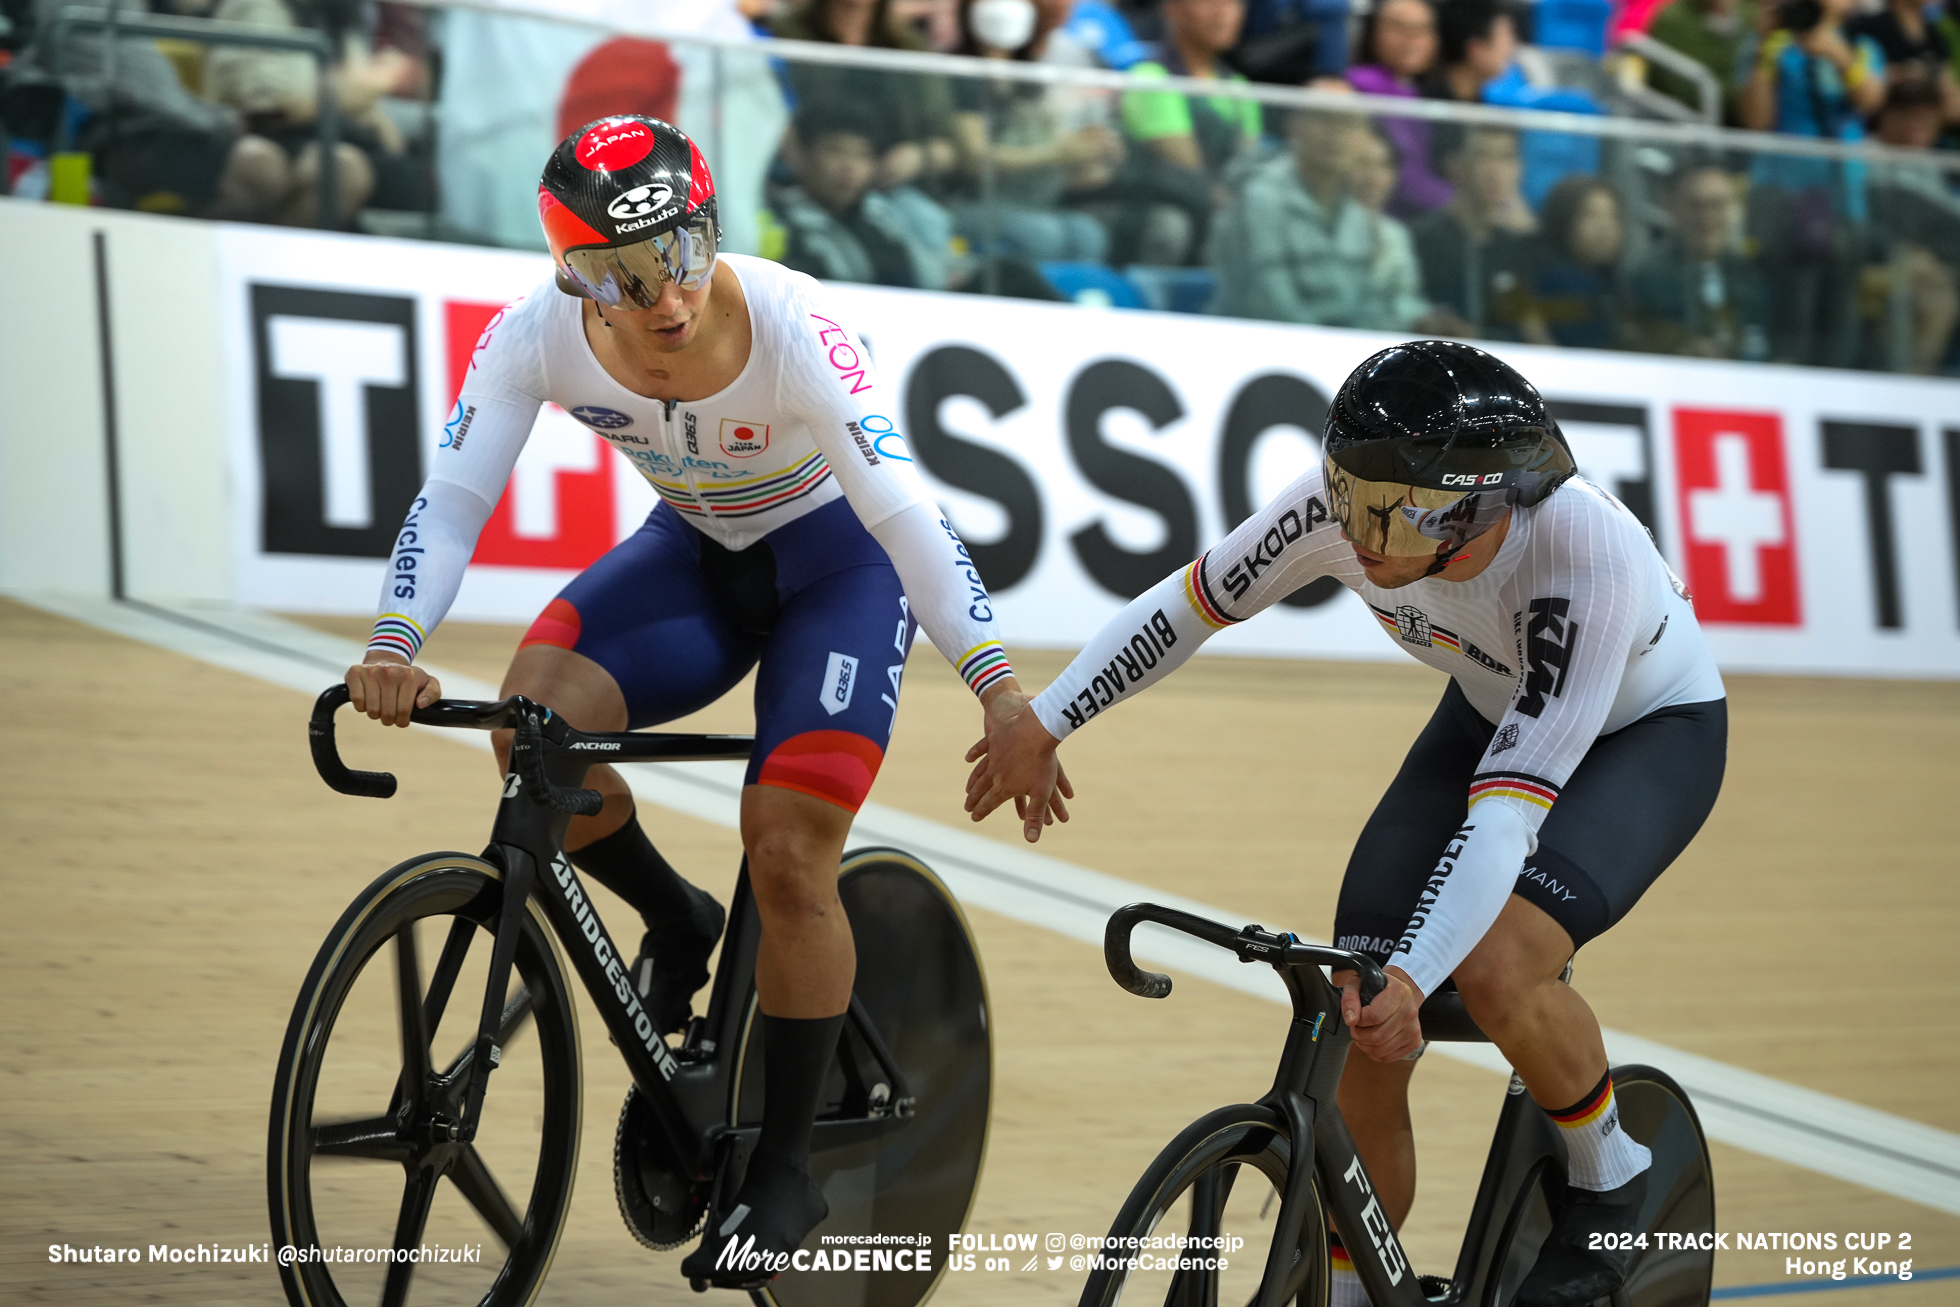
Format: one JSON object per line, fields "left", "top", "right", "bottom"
{"left": 1329, "top": 1230, "right": 1368, "bottom": 1307}
{"left": 1547, "top": 1072, "right": 1651, "bottom": 1191}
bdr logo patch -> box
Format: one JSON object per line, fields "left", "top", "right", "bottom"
{"left": 821, "top": 652, "right": 858, "bottom": 716}
{"left": 720, "top": 419, "right": 770, "bottom": 458}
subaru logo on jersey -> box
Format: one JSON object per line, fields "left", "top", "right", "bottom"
{"left": 606, "top": 184, "right": 672, "bottom": 221}
{"left": 822, "top": 652, "right": 858, "bottom": 716}
{"left": 570, "top": 405, "right": 633, "bottom": 430}
{"left": 720, "top": 419, "right": 770, "bottom": 457}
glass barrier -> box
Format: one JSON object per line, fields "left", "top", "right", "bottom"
{"left": 8, "top": 1, "right": 1960, "bottom": 375}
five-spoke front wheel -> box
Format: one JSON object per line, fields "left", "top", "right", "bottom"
{"left": 268, "top": 853, "right": 582, "bottom": 1307}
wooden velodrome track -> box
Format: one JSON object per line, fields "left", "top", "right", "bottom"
{"left": 3, "top": 593, "right": 1957, "bottom": 1305}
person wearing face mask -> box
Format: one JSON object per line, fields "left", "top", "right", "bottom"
{"left": 951, "top": 0, "right": 1126, "bottom": 262}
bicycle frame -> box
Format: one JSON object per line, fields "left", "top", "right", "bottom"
{"left": 1105, "top": 904, "right": 1564, "bottom": 1307}
{"left": 309, "top": 687, "right": 918, "bottom": 1187}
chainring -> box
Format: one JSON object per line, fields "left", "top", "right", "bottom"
{"left": 613, "top": 1085, "right": 709, "bottom": 1251}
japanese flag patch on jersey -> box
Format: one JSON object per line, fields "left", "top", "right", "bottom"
{"left": 719, "top": 419, "right": 771, "bottom": 457}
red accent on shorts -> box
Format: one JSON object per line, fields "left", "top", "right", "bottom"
{"left": 757, "top": 730, "right": 885, "bottom": 813}
{"left": 575, "top": 117, "right": 656, "bottom": 170}
{"left": 538, "top": 189, "right": 608, "bottom": 261}
{"left": 520, "top": 597, "right": 583, "bottom": 651}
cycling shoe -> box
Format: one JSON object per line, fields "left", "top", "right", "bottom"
{"left": 632, "top": 884, "right": 725, "bottom": 1036}
{"left": 680, "top": 1157, "right": 828, "bottom": 1289}
{"left": 1513, "top": 1169, "right": 1648, "bottom": 1307}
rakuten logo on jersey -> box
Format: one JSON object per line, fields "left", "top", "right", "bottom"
{"left": 1672, "top": 409, "right": 1801, "bottom": 625}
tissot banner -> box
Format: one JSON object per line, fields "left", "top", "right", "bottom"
{"left": 218, "top": 225, "right": 1960, "bottom": 677}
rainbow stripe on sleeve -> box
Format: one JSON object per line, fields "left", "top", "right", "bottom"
{"left": 1181, "top": 556, "right": 1237, "bottom": 630}
{"left": 958, "top": 641, "right": 1014, "bottom": 697}
{"left": 367, "top": 614, "right": 425, "bottom": 663}
{"left": 1467, "top": 771, "right": 1559, "bottom": 812}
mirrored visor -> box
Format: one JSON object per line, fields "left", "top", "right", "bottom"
{"left": 560, "top": 213, "right": 718, "bottom": 308}
{"left": 1324, "top": 459, "right": 1508, "bottom": 558}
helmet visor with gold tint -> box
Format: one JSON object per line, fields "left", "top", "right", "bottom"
{"left": 1323, "top": 458, "right": 1512, "bottom": 557}
{"left": 559, "top": 209, "right": 718, "bottom": 308}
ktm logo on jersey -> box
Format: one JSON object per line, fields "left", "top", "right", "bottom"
{"left": 719, "top": 420, "right": 770, "bottom": 458}
{"left": 1516, "top": 597, "right": 1578, "bottom": 718}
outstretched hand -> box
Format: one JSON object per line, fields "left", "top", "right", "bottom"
{"left": 965, "top": 686, "right": 1073, "bottom": 843}
{"left": 1337, "top": 965, "right": 1427, "bottom": 1062}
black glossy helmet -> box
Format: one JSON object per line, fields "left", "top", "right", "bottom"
{"left": 538, "top": 115, "right": 720, "bottom": 308}
{"left": 1322, "top": 341, "right": 1574, "bottom": 560}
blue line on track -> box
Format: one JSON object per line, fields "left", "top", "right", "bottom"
{"left": 1711, "top": 1264, "right": 1960, "bottom": 1298}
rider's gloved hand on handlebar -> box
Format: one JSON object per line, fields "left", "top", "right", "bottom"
{"left": 345, "top": 654, "right": 442, "bottom": 728}
{"left": 1338, "top": 965, "right": 1426, "bottom": 1062}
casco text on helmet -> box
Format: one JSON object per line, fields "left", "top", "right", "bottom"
{"left": 538, "top": 115, "right": 721, "bottom": 309}
{"left": 1322, "top": 340, "right": 1574, "bottom": 563}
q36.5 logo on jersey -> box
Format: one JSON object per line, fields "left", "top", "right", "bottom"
{"left": 606, "top": 183, "right": 672, "bottom": 221}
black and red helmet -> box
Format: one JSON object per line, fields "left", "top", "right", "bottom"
{"left": 538, "top": 115, "right": 719, "bottom": 308}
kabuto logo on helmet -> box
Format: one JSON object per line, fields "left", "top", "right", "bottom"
{"left": 607, "top": 183, "right": 673, "bottom": 220}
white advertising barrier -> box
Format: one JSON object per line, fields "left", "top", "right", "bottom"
{"left": 217, "top": 224, "right": 1960, "bottom": 676}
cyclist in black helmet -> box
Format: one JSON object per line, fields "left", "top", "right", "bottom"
{"left": 346, "top": 116, "right": 1063, "bottom": 1289}
{"left": 968, "top": 341, "right": 1727, "bottom": 1307}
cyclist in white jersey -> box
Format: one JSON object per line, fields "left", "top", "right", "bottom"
{"left": 967, "top": 342, "right": 1727, "bottom": 1307}
{"left": 343, "top": 116, "right": 1066, "bottom": 1288}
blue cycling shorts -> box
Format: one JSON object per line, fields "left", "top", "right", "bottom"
{"left": 518, "top": 496, "right": 917, "bottom": 812}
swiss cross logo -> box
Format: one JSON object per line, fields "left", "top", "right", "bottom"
{"left": 445, "top": 299, "right": 616, "bottom": 570}
{"left": 1672, "top": 409, "right": 1802, "bottom": 626}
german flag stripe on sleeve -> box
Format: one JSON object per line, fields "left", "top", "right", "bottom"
{"left": 367, "top": 614, "right": 426, "bottom": 662}
{"left": 1467, "top": 771, "right": 1559, "bottom": 811}
{"left": 1182, "top": 556, "right": 1237, "bottom": 630}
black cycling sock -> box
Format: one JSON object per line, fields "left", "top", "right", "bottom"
{"left": 751, "top": 1013, "right": 845, "bottom": 1176}
{"left": 567, "top": 813, "right": 695, "bottom": 923}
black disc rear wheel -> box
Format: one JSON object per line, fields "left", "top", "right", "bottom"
{"left": 268, "top": 852, "right": 582, "bottom": 1307}
{"left": 737, "top": 848, "right": 993, "bottom": 1307}
{"left": 1484, "top": 1064, "right": 1714, "bottom": 1307}
{"left": 1079, "top": 1103, "right": 1331, "bottom": 1307}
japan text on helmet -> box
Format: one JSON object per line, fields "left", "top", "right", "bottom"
{"left": 538, "top": 115, "right": 720, "bottom": 309}
{"left": 1322, "top": 340, "right": 1574, "bottom": 563}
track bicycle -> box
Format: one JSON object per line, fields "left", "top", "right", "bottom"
{"left": 1079, "top": 904, "right": 1713, "bottom": 1307}
{"left": 268, "top": 685, "right": 990, "bottom": 1307}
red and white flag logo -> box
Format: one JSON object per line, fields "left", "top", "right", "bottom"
{"left": 1671, "top": 408, "right": 1801, "bottom": 626}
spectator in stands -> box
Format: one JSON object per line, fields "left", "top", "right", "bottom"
{"left": 1643, "top": 0, "right": 1759, "bottom": 124}
{"left": 1849, "top": 0, "right": 1960, "bottom": 119}
{"left": 1231, "top": 0, "right": 1352, "bottom": 84}
{"left": 950, "top": 0, "right": 1124, "bottom": 260}
{"left": 771, "top": 0, "right": 960, "bottom": 191}
{"left": 1209, "top": 110, "right": 1392, "bottom": 325}
{"left": 203, "top": 0, "right": 427, "bottom": 222}
{"left": 1739, "top": 0, "right": 1885, "bottom": 365}
{"left": 774, "top": 104, "right": 951, "bottom": 288}
{"left": 1426, "top": 0, "right": 1517, "bottom": 103}
{"left": 7, "top": 0, "right": 293, "bottom": 218}
{"left": 1117, "top": 0, "right": 1261, "bottom": 263}
{"left": 1527, "top": 174, "right": 1625, "bottom": 349}
{"left": 1627, "top": 165, "right": 1769, "bottom": 360}
{"left": 1865, "top": 78, "right": 1960, "bottom": 371}
{"left": 1345, "top": 0, "right": 1454, "bottom": 216}
{"left": 1343, "top": 119, "right": 1465, "bottom": 331}
{"left": 1410, "top": 124, "right": 1538, "bottom": 339}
